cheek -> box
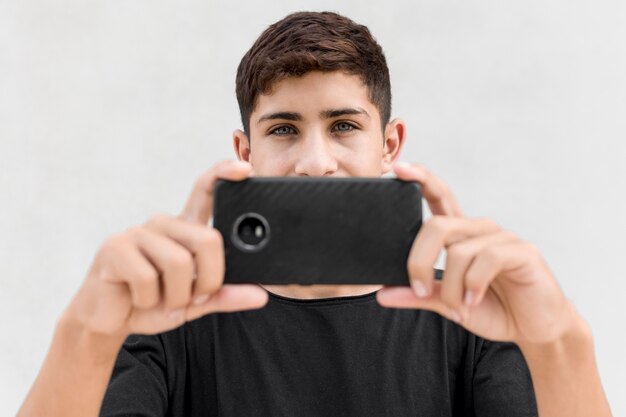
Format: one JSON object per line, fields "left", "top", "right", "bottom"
{"left": 334, "top": 138, "right": 384, "bottom": 173}
{"left": 250, "top": 143, "right": 293, "bottom": 176}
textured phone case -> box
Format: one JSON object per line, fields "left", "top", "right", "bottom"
{"left": 213, "top": 177, "right": 422, "bottom": 285}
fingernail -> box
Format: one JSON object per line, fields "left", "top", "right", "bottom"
{"left": 168, "top": 308, "right": 185, "bottom": 322}
{"left": 451, "top": 310, "right": 462, "bottom": 323}
{"left": 464, "top": 290, "right": 474, "bottom": 306}
{"left": 192, "top": 294, "right": 210, "bottom": 305}
{"left": 413, "top": 281, "right": 428, "bottom": 298}
{"left": 395, "top": 161, "right": 411, "bottom": 169}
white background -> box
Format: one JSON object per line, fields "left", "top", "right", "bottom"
{"left": 1, "top": 0, "right": 625, "bottom": 415}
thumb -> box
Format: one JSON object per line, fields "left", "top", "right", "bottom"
{"left": 185, "top": 284, "right": 269, "bottom": 321}
{"left": 179, "top": 160, "right": 253, "bottom": 225}
{"left": 376, "top": 285, "right": 459, "bottom": 323}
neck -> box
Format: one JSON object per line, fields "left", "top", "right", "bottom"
{"left": 260, "top": 284, "right": 383, "bottom": 300}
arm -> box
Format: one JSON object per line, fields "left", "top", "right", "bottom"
{"left": 17, "top": 313, "right": 125, "bottom": 417}
{"left": 376, "top": 162, "right": 612, "bottom": 417}
{"left": 518, "top": 307, "right": 612, "bottom": 417}
{"left": 17, "top": 161, "right": 268, "bottom": 417}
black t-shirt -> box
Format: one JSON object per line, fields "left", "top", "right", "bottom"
{"left": 100, "top": 290, "right": 537, "bottom": 416}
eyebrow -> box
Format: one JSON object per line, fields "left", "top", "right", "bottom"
{"left": 320, "top": 107, "right": 370, "bottom": 119}
{"left": 257, "top": 112, "right": 302, "bottom": 123}
{"left": 257, "top": 107, "right": 370, "bottom": 124}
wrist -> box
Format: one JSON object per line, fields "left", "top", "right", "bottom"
{"left": 16, "top": 310, "right": 128, "bottom": 417}
{"left": 515, "top": 302, "right": 612, "bottom": 416}
{"left": 517, "top": 300, "right": 592, "bottom": 358}
{"left": 56, "top": 309, "right": 127, "bottom": 366}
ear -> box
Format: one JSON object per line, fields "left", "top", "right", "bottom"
{"left": 233, "top": 129, "right": 251, "bottom": 162}
{"left": 381, "top": 118, "right": 406, "bottom": 174}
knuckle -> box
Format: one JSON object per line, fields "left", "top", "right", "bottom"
{"left": 101, "top": 234, "right": 121, "bottom": 248}
{"left": 200, "top": 278, "right": 222, "bottom": 296}
{"left": 435, "top": 179, "right": 450, "bottom": 194}
{"left": 195, "top": 228, "right": 222, "bottom": 250}
{"left": 407, "top": 257, "right": 430, "bottom": 276}
{"left": 125, "top": 225, "right": 146, "bottom": 239}
{"left": 426, "top": 215, "right": 447, "bottom": 232}
{"left": 146, "top": 213, "right": 171, "bottom": 229}
{"left": 479, "top": 217, "right": 501, "bottom": 232}
{"left": 166, "top": 251, "right": 194, "bottom": 272}
{"left": 522, "top": 241, "right": 540, "bottom": 256}
{"left": 464, "top": 268, "right": 483, "bottom": 289}
{"left": 500, "top": 230, "right": 517, "bottom": 241}
{"left": 430, "top": 189, "right": 444, "bottom": 203}
{"left": 447, "top": 244, "right": 471, "bottom": 262}
{"left": 98, "top": 234, "right": 132, "bottom": 261}
{"left": 134, "top": 267, "right": 158, "bottom": 286}
{"left": 95, "top": 265, "right": 114, "bottom": 282}
{"left": 101, "top": 233, "right": 129, "bottom": 251}
{"left": 480, "top": 245, "right": 501, "bottom": 264}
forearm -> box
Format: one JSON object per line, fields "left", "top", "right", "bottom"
{"left": 518, "top": 307, "right": 612, "bottom": 417}
{"left": 17, "top": 312, "right": 127, "bottom": 417}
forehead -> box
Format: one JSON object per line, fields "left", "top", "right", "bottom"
{"left": 251, "top": 71, "right": 379, "bottom": 119}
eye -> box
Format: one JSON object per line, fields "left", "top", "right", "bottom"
{"left": 333, "top": 122, "right": 356, "bottom": 133}
{"left": 270, "top": 125, "right": 296, "bottom": 136}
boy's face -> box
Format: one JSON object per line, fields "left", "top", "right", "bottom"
{"left": 233, "top": 71, "right": 405, "bottom": 177}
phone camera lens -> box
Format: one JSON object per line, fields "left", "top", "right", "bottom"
{"left": 232, "top": 213, "right": 270, "bottom": 252}
{"left": 239, "top": 222, "right": 263, "bottom": 244}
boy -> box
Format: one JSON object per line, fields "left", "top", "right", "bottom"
{"left": 18, "top": 11, "right": 611, "bottom": 417}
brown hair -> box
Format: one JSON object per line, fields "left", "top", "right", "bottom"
{"left": 235, "top": 11, "right": 392, "bottom": 136}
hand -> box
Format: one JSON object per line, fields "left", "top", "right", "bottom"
{"left": 64, "top": 160, "right": 268, "bottom": 339}
{"left": 377, "top": 162, "right": 576, "bottom": 344}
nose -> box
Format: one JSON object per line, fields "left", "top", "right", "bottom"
{"left": 293, "top": 133, "right": 338, "bottom": 176}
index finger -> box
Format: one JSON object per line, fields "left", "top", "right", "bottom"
{"left": 407, "top": 216, "right": 500, "bottom": 297}
{"left": 393, "top": 162, "right": 463, "bottom": 217}
{"left": 179, "top": 160, "right": 253, "bottom": 224}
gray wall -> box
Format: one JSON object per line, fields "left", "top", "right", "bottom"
{"left": 2, "top": 0, "right": 625, "bottom": 415}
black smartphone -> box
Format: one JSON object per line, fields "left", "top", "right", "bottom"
{"left": 213, "top": 177, "right": 422, "bottom": 285}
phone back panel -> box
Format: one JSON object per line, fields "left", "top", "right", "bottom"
{"left": 213, "top": 177, "right": 421, "bottom": 285}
